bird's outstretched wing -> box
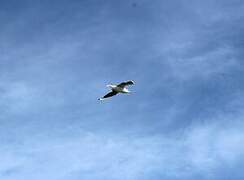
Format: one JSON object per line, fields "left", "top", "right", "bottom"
{"left": 99, "top": 91, "right": 118, "bottom": 100}
{"left": 117, "top": 80, "right": 135, "bottom": 88}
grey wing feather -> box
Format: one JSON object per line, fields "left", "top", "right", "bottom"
{"left": 117, "top": 80, "right": 135, "bottom": 88}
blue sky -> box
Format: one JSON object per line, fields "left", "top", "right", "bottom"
{"left": 1, "top": 0, "right": 244, "bottom": 179}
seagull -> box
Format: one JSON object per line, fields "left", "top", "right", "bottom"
{"left": 99, "top": 80, "right": 135, "bottom": 100}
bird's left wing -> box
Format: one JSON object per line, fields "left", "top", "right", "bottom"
{"left": 117, "top": 80, "right": 135, "bottom": 88}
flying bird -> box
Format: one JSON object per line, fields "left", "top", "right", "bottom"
{"left": 99, "top": 80, "right": 135, "bottom": 100}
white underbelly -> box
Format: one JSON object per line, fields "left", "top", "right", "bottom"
{"left": 112, "top": 87, "right": 129, "bottom": 93}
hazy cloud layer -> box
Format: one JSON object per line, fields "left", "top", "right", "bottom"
{"left": 0, "top": 0, "right": 244, "bottom": 179}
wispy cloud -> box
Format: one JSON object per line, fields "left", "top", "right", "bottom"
{"left": 1, "top": 110, "right": 244, "bottom": 180}
{"left": 1, "top": 0, "right": 244, "bottom": 180}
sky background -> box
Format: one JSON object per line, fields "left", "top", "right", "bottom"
{"left": 1, "top": 0, "right": 244, "bottom": 179}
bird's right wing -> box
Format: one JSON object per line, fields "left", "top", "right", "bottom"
{"left": 99, "top": 91, "right": 118, "bottom": 100}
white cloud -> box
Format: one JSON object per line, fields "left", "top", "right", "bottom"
{"left": 0, "top": 82, "right": 38, "bottom": 114}
{"left": 184, "top": 117, "right": 244, "bottom": 176}
{"left": 1, "top": 114, "right": 244, "bottom": 180}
